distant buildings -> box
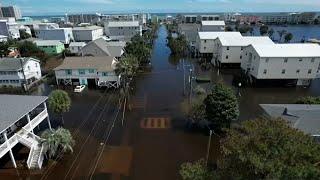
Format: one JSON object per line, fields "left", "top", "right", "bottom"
{"left": 0, "top": 19, "right": 20, "bottom": 39}
{"left": 34, "top": 40, "right": 65, "bottom": 55}
{"left": 54, "top": 56, "right": 120, "bottom": 88}
{"left": 241, "top": 44, "right": 320, "bottom": 86}
{"left": 67, "top": 13, "right": 101, "bottom": 25}
{"left": 178, "top": 23, "right": 201, "bottom": 51}
{"left": 0, "top": 6, "right": 22, "bottom": 19}
{"left": 0, "top": 57, "right": 42, "bottom": 88}
{"left": 72, "top": 26, "right": 103, "bottom": 42}
{"left": 104, "top": 21, "right": 142, "bottom": 41}
{"left": 178, "top": 14, "right": 221, "bottom": 24}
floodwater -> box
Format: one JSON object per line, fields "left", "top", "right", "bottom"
{"left": 252, "top": 25, "right": 320, "bottom": 42}
{"left": 1, "top": 25, "right": 320, "bottom": 180}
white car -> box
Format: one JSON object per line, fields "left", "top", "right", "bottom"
{"left": 74, "top": 85, "right": 86, "bottom": 93}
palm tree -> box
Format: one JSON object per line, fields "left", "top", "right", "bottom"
{"left": 284, "top": 33, "right": 293, "bottom": 43}
{"left": 277, "top": 30, "right": 287, "bottom": 43}
{"left": 48, "top": 90, "right": 71, "bottom": 125}
{"left": 115, "top": 55, "right": 139, "bottom": 85}
{"left": 41, "top": 128, "right": 75, "bottom": 159}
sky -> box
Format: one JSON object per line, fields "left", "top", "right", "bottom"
{"left": 2, "top": 0, "right": 320, "bottom": 16}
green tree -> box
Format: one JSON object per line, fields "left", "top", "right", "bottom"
{"left": 19, "top": 30, "right": 31, "bottom": 39}
{"left": 167, "top": 34, "right": 187, "bottom": 56}
{"left": 115, "top": 55, "right": 139, "bottom": 85}
{"left": 204, "top": 84, "right": 239, "bottom": 131}
{"left": 277, "top": 30, "right": 287, "bottom": 42}
{"left": 295, "top": 96, "right": 320, "bottom": 104}
{"left": 259, "top": 25, "right": 269, "bottom": 35}
{"left": 41, "top": 128, "right": 75, "bottom": 159}
{"left": 125, "top": 34, "right": 152, "bottom": 65}
{"left": 181, "top": 95, "right": 206, "bottom": 124}
{"left": 225, "top": 26, "right": 233, "bottom": 32}
{"left": 48, "top": 90, "right": 71, "bottom": 125}
{"left": 180, "top": 159, "right": 215, "bottom": 180}
{"left": 284, "top": 32, "right": 293, "bottom": 43}
{"left": 217, "top": 118, "right": 320, "bottom": 179}
{"left": 17, "top": 41, "right": 50, "bottom": 64}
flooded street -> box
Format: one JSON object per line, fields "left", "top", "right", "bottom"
{"left": 1, "top": 25, "right": 320, "bottom": 180}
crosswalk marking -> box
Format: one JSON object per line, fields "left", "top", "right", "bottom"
{"left": 140, "top": 117, "right": 171, "bottom": 129}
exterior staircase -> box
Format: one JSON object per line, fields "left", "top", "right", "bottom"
{"left": 28, "top": 144, "right": 44, "bottom": 169}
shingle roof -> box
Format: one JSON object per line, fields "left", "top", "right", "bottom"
{"left": 0, "top": 58, "right": 40, "bottom": 71}
{"left": 82, "top": 38, "right": 125, "bottom": 57}
{"left": 107, "top": 21, "right": 140, "bottom": 27}
{"left": 0, "top": 95, "right": 48, "bottom": 134}
{"left": 83, "top": 38, "right": 111, "bottom": 56}
{"left": 260, "top": 104, "right": 320, "bottom": 136}
{"left": 251, "top": 43, "right": 320, "bottom": 58}
{"left": 54, "top": 56, "right": 116, "bottom": 72}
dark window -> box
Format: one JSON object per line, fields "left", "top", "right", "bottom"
{"left": 308, "top": 69, "right": 312, "bottom": 74}
{"left": 282, "top": 69, "right": 286, "bottom": 74}
{"left": 226, "top": 55, "right": 229, "bottom": 59}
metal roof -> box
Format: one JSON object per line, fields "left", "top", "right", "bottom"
{"left": 260, "top": 104, "right": 320, "bottom": 136}
{"left": 218, "top": 36, "right": 274, "bottom": 47}
{"left": 0, "top": 57, "right": 40, "bottom": 71}
{"left": 198, "top": 31, "right": 242, "bottom": 40}
{"left": 201, "top": 21, "right": 225, "bottom": 26}
{"left": 0, "top": 95, "right": 48, "bottom": 134}
{"left": 72, "top": 26, "right": 103, "bottom": 31}
{"left": 69, "top": 42, "right": 86, "bottom": 47}
{"left": 34, "top": 40, "right": 63, "bottom": 46}
{"left": 54, "top": 56, "right": 116, "bottom": 72}
{"left": 107, "top": 21, "right": 140, "bottom": 27}
{"left": 251, "top": 43, "right": 320, "bottom": 58}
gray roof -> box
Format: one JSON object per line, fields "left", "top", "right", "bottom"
{"left": 107, "top": 21, "right": 140, "bottom": 27}
{"left": 82, "top": 38, "right": 125, "bottom": 57}
{"left": 54, "top": 56, "right": 116, "bottom": 72}
{"left": 69, "top": 42, "right": 86, "bottom": 47}
{"left": 0, "top": 95, "right": 48, "bottom": 134}
{"left": 34, "top": 40, "right": 63, "bottom": 46}
{"left": 0, "top": 57, "right": 40, "bottom": 71}
{"left": 260, "top": 104, "right": 320, "bottom": 136}
{"left": 83, "top": 38, "right": 111, "bottom": 56}
{"left": 73, "top": 26, "right": 103, "bottom": 31}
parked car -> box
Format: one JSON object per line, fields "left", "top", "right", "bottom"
{"left": 74, "top": 85, "right": 86, "bottom": 93}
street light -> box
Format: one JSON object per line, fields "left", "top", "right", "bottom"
{"left": 238, "top": 82, "right": 242, "bottom": 97}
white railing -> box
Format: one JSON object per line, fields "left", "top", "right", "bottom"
{"left": 37, "top": 144, "right": 44, "bottom": 169}
{"left": 0, "top": 135, "right": 19, "bottom": 158}
{"left": 30, "top": 109, "right": 48, "bottom": 129}
{"left": 16, "top": 134, "right": 33, "bottom": 148}
{"left": 27, "top": 146, "right": 34, "bottom": 169}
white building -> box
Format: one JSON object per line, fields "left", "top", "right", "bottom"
{"left": 104, "top": 21, "right": 142, "bottom": 41}
{"left": 36, "top": 28, "right": 74, "bottom": 44}
{"left": 241, "top": 44, "right": 320, "bottom": 86}
{"left": 214, "top": 36, "right": 274, "bottom": 66}
{"left": 0, "top": 35, "right": 8, "bottom": 42}
{"left": 195, "top": 31, "right": 242, "bottom": 58}
{"left": 72, "top": 26, "right": 103, "bottom": 42}
{"left": 0, "top": 95, "right": 51, "bottom": 169}
{"left": 69, "top": 42, "right": 86, "bottom": 55}
{"left": 0, "top": 58, "right": 42, "bottom": 88}
{"left": 54, "top": 56, "right": 120, "bottom": 88}
{"left": 201, "top": 21, "right": 225, "bottom": 32}
{"left": 67, "top": 13, "right": 101, "bottom": 25}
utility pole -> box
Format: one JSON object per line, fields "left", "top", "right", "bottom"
{"left": 189, "top": 68, "right": 193, "bottom": 105}
{"left": 205, "top": 130, "right": 213, "bottom": 167}
{"left": 183, "top": 59, "right": 186, "bottom": 95}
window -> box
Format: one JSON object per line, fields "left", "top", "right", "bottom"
{"left": 240, "top": 55, "right": 242, "bottom": 59}
{"left": 89, "top": 69, "right": 94, "bottom": 73}
{"left": 204, "top": 47, "right": 206, "bottom": 50}
{"left": 299, "top": 58, "right": 303, "bottom": 62}
{"left": 226, "top": 55, "right": 229, "bottom": 59}
{"left": 241, "top": 47, "right": 244, "bottom": 51}
{"left": 265, "top": 58, "right": 269, "bottom": 63}
{"left": 204, "top": 40, "right": 207, "bottom": 43}
{"left": 28, "top": 66, "right": 30, "bottom": 70}
{"left": 296, "top": 69, "right": 300, "bottom": 73}
{"left": 102, "top": 72, "right": 108, "bottom": 76}
{"left": 263, "top": 69, "right": 267, "bottom": 74}
{"left": 308, "top": 69, "right": 312, "bottom": 74}
{"left": 78, "top": 69, "right": 85, "bottom": 75}
{"left": 227, "top": 46, "right": 230, "bottom": 50}
{"left": 284, "top": 58, "right": 288, "bottom": 63}
{"left": 65, "top": 69, "right": 72, "bottom": 75}
{"left": 311, "top": 58, "right": 315, "bottom": 63}
{"left": 282, "top": 69, "right": 286, "bottom": 74}
{"left": 35, "top": 63, "right": 38, "bottom": 67}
